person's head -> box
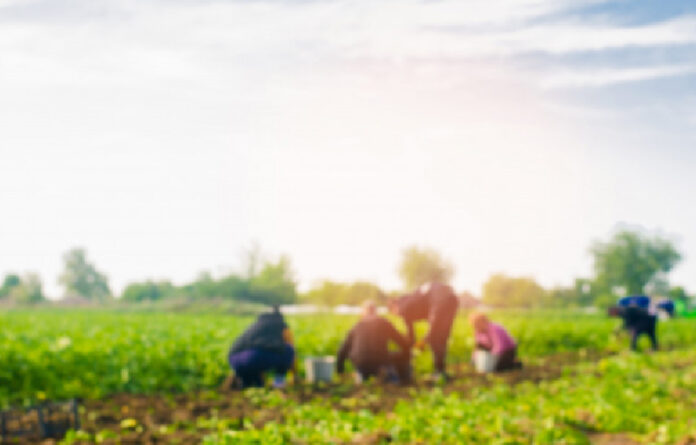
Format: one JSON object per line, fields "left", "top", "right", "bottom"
{"left": 258, "top": 304, "right": 284, "bottom": 324}
{"left": 468, "top": 311, "right": 490, "bottom": 333}
{"left": 362, "top": 300, "right": 377, "bottom": 318}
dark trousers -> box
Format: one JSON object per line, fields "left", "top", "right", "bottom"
{"left": 495, "top": 347, "right": 518, "bottom": 371}
{"left": 228, "top": 345, "right": 295, "bottom": 388}
{"left": 354, "top": 350, "right": 411, "bottom": 383}
{"left": 429, "top": 304, "right": 457, "bottom": 374}
{"left": 630, "top": 316, "right": 658, "bottom": 351}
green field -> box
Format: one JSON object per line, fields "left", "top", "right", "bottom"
{"left": 2, "top": 310, "right": 696, "bottom": 443}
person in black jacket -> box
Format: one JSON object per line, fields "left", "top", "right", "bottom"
{"left": 609, "top": 304, "right": 658, "bottom": 351}
{"left": 390, "top": 282, "right": 459, "bottom": 377}
{"left": 228, "top": 306, "right": 295, "bottom": 388}
{"left": 337, "top": 301, "right": 411, "bottom": 383}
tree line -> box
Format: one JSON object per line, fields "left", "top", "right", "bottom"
{"left": 0, "top": 228, "right": 691, "bottom": 308}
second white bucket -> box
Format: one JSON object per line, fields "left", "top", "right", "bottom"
{"left": 473, "top": 350, "right": 497, "bottom": 373}
{"left": 304, "top": 356, "right": 335, "bottom": 383}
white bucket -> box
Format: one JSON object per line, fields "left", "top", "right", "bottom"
{"left": 473, "top": 350, "right": 497, "bottom": 373}
{"left": 304, "top": 356, "right": 335, "bottom": 383}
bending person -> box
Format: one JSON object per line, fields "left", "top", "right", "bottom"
{"left": 390, "top": 282, "right": 459, "bottom": 377}
{"left": 469, "top": 312, "right": 520, "bottom": 372}
{"left": 337, "top": 301, "right": 411, "bottom": 383}
{"left": 609, "top": 304, "right": 658, "bottom": 351}
{"left": 228, "top": 305, "right": 295, "bottom": 388}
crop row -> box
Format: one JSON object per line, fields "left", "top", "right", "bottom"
{"left": 201, "top": 349, "right": 696, "bottom": 444}
{"left": 2, "top": 310, "right": 696, "bottom": 406}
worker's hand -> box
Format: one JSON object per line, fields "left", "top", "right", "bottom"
{"left": 415, "top": 339, "right": 427, "bottom": 351}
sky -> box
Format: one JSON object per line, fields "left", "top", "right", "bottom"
{"left": 1, "top": 0, "right": 695, "bottom": 298}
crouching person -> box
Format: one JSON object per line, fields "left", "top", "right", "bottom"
{"left": 337, "top": 301, "right": 411, "bottom": 384}
{"left": 469, "top": 312, "right": 521, "bottom": 372}
{"left": 228, "top": 305, "right": 295, "bottom": 388}
{"left": 608, "top": 305, "right": 658, "bottom": 351}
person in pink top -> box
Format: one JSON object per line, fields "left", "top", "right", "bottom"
{"left": 469, "top": 312, "right": 521, "bottom": 371}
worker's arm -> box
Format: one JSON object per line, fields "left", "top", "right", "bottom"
{"left": 336, "top": 328, "right": 355, "bottom": 374}
{"left": 489, "top": 329, "right": 502, "bottom": 354}
{"left": 384, "top": 319, "right": 410, "bottom": 352}
{"left": 475, "top": 331, "right": 491, "bottom": 351}
{"left": 283, "top": 328, "right": 294, "bottom": 345}
{"left": 282, "top": 328, "right": 298, "bottom": 385}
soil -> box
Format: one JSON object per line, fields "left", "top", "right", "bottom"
{"left": 589, "top": 433, "right": 640, "bottom": 445}
{"left": 0, "top": 350, "right": 617, "bottom": 445}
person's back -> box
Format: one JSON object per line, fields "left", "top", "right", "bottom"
{"left": 344, "top": 315, "right": 406, "bottom": 369}
{"left": 610, "top": 305, "right": 658, "bottom": 351}
{"left": 427, "top": 282, "right": 458, "bottom": 310}
{"left": 228, "top": 307, "right": 295, "bottom": 388}
{"left": 229, "top": 310, "right": 287, "bottom": 355}
{"left": 337, "top": 302, "right": 411, "bottom": 382}
{"left": 395, "top": 292, "right": 430, "bottom": 325}
{"left": 479, "top": 322, "right": 516, "bottom": 355}
{"left": 623, "top": 305, "right": 652, "bottom": 330}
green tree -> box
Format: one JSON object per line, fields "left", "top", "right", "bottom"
{"left": 302, "top": 280, "right": 384, "bottom": 306}
{"left": 548, "top": 278, "right": 596, "bottom": 308}
{"left": 247, "top": 256, "right": 297, "bottom": 305}
{"left": 398, "top": 246, "right": 454, "bottom": 291}
{"left": 590, "top": 230, "right": 682, "bottom": 296}
{"left": 187, "top": 272, "right": 219, "bottom": 299}
{"left": 58, "top": 248, "right": 111, "bottom": 301}
{"left": 668, "top": 286, "right": 692, "bottom": 306}
{"left": 121, "top": 281, "right": 176, "bottom": 302}
{"left": 216, "top": 275, "right": 250, "bottom": 300}
{"left": 9, "top": 273, "right": 45, "bottom": 304}
{"left": 0, "top": 273, "right": 21, "bottom": 298}
{"left": 482, "top": 274, "right": 547, "bottom": 308}
{"left": 303, "top": 281, "right": 348, "bottom": 306}
{"left": 344, "top": 281, "right": 385, "bottom": 305}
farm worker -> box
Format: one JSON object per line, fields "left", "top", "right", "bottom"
{"left": 655, "top": 298, "right": 675, "bottom": 318}
{"left": 608, "top": 304, "right": 658, "bottom": 351}
{"left": 227, "top": 305, "right": 296, "bottom": 388}
{"left": 618, "top": 295, "right": 651, "bottom": 310}
{"left": 469, "top": 311, "right": 520, "bottom": 372}
{"left": 337, "top": 300, "right": 412, "bottom": 383}
{"left": 390, "top": 282, "right": 459, "bottom": 378}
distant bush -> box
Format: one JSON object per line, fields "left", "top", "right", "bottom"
{"left": 302, "top": 280, "right": 385, "bottom": 306}
{"left": 5, "top": 273, "right": 45, "bottom": 304}
{"left": 0, "top": 274, "right": 21, "bottom": 299}
{"left": 120, "top": 256, "right": 297, "bottom": 305}
{"left": 121, "top": 281, "right": 177, "bottom": 302}
{"left": 482, "top": 274, "right": 547, "bottom": 308}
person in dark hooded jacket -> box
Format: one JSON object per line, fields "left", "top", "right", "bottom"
{"left": 228, "top": 306, "right": 295, "bottom": 388}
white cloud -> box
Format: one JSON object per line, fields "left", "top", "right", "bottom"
{"left": 541, "top": 65, "right": 696, "bottom": 89}
{"left": 487, "top": 16, "right": 696, "bottom": 55}
{"left": 2, "top": 1, "right": 695, "bottom": 90}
